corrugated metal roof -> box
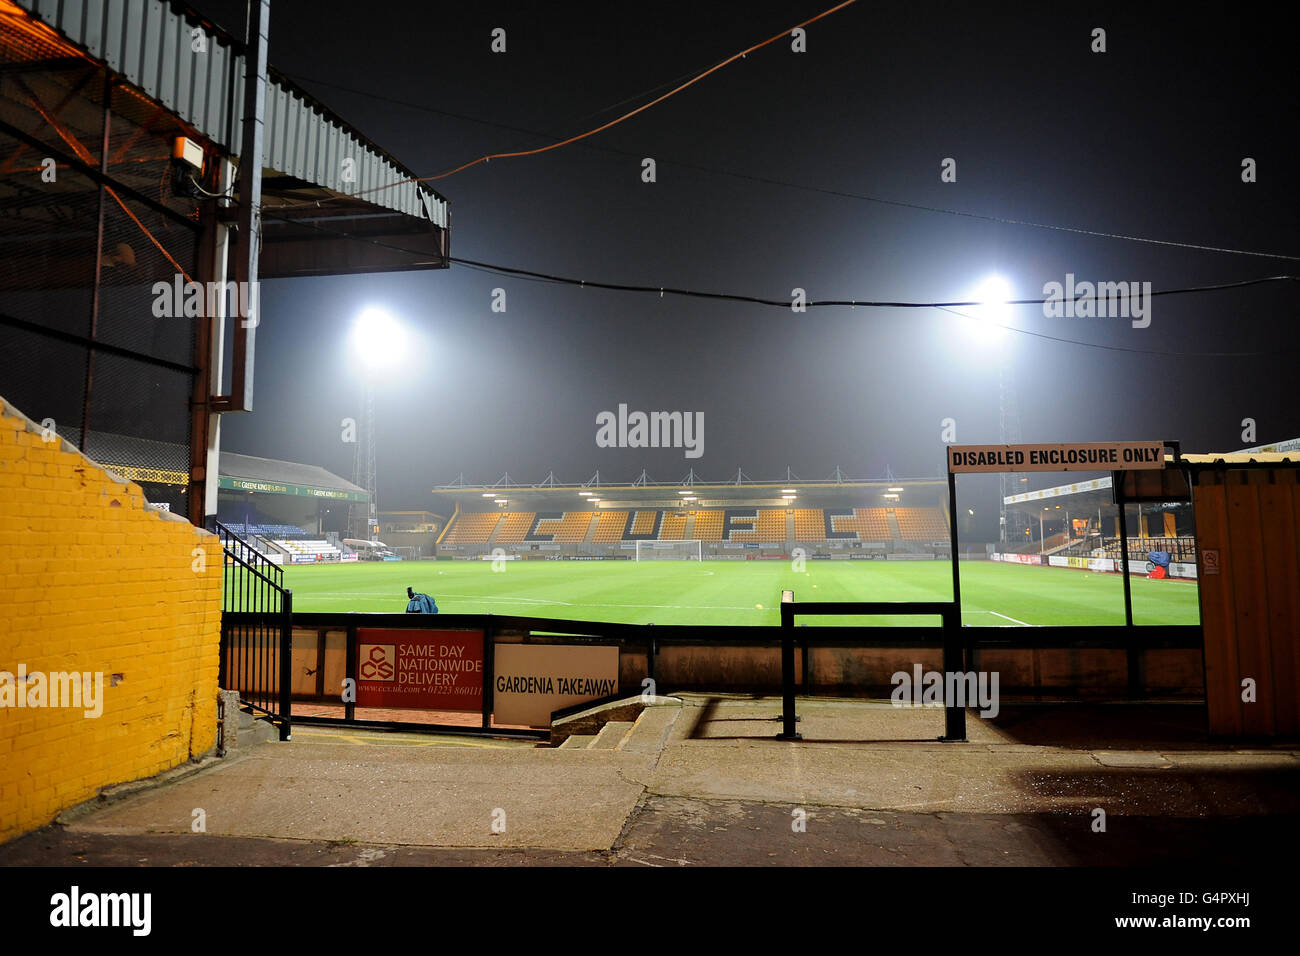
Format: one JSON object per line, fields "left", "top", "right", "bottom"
{"left": 14, "top": 0, "right": 446, "bottom": 228}
{"left": 221, "top": 451, "right": 366, "bottom": 495}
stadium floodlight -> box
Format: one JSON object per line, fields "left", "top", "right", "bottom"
{"left": 578, "top": 491, "right": 592, "bottom": 496}
{"left": 481, "top": 493, "right": 495, "bottom": 497}
{"left": 883, "top": 493, "right": 900, "bottom": 500}
{"left": 887, "top": 486, "right": 904, "bottom": 492}
{"left": 961, "top": 274, "right": 1014, "bottom": 343}
{"left": 781, "top": 489, "right": 797, "bottom": 494}
{"left": 351, "top": 307, "right": 407, "bottom": 370}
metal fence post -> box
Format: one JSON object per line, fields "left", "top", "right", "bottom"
{"left": 481, "top": 619, "right": 495, "bottom": 730}
{"left": 940, "top": 606, "right": 966, "bottom": 741}
{"left": 778, "top": 590, "right": 800, "bottom": 739}
{"left": 278, "top": 588, "right": 293, "bottom": 741}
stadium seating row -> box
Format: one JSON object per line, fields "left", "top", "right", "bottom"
{"left": 224, "top": 521, "right": 309, "bottom": 539}
{"left": 441, "top": 506, "right": 950, "bottom": 544}
{"left": 273, "top": 538, "right": 342, "bottom": 561}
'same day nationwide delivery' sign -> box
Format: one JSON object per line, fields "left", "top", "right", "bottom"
{"left": 494, "top": 644, "right": 620, "bottom": 727}
{"left": 356, "top": 629, "right": 483, "bottom": 711}
{"left": 948, "top": 441, "right": 1165, "bottom": 474}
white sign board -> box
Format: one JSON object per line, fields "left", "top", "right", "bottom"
{"left": 493, "top": 644, "right": 620, "bottom": 727}
{"left": 948, "top": 442, "right": 1165, "bottom": 474}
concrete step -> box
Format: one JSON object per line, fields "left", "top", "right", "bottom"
{"left": 619, "top": 704, "right": 682, "bottom": 753}
{"left": 558, "top": 734, "right": 596, "bottom": 750}
{"left": 589, "top": 721, "right": 636, "bottom": 750}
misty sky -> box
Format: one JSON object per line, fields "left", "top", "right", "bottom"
{"left": 204, "top": 1, "right": 1299, "bottom": 528}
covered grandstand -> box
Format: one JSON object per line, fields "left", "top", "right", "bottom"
{"left": 214, "top": 451, "right": 367, "bottom": 564}
{"left": 433, "top": 474, "right": 953, "bottom": 560}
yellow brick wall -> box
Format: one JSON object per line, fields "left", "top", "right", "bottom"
{"left": 0, "top": 397, "right": 221, "bottom": 843}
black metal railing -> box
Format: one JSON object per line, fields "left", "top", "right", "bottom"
{"left": 211, "top": 519, "right": 292, "bottom": 740}
{"left": 779, "top": 597, "right": 965, "bottom": 741}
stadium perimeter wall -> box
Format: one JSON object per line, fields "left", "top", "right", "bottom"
{"left": 0, "top": 397, "right": 221, "bottom": 842}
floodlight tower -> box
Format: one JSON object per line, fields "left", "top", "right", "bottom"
{"left": 352, "top": 388, "right": 377, "bottom": 539}
{"left": 349, "top": 308, "right": 406, "bottom": 540}
{"left": 997, "top": 362, "right": 1029, "bottom": 544}
{"left": 969, "top": 275, "right": 1028, "bottom": 545}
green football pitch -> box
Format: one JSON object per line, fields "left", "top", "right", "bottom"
{"left": 280, "top": 559, "right": 1201, "bottom": 627}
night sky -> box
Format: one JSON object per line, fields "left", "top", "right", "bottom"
{"left": 204, "top": 1, "right": 1299, "bottom": 529}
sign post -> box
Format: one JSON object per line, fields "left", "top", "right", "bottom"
{"left": 947, "top": 440, "right": 1170, "bottom": 700}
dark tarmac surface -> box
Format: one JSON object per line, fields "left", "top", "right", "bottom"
{"left": 3, "top": 697, "right": 1298, "bottom": 867}
{"left": 4, "top": 795, "right": 1297, "bottom": 867}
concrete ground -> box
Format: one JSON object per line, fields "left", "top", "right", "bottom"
{"left": 3, "top": 695, "right": 1298, "bottom": 866}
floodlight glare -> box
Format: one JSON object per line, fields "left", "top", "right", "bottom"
{"left": 352, "top": 307, "right": 407, "bottom": 370}
{"left": 888, "top": 486, "right": 904, "bottom": 492}
{"left": 963, "top": 274, "right": 1014, "bottom": 343}
{"left": 482, "top": 493, "right": 495, "bottom": 497}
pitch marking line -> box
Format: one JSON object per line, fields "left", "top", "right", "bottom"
{"left": 989, "top": 610, "right": 1032, "bottom": 627}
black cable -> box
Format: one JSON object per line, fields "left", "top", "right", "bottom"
{"left": 449, "top": 254, "right": 1298, "bottom": 310}
{"left": 260, "top": 210, "right": 1300, "bottom": 356}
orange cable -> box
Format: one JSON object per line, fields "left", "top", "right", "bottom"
{"left": 28, "top": 94, "right": 194, "bottom": 283}
{"left": 274, "top": 0, "right": 859, "bottom": 209}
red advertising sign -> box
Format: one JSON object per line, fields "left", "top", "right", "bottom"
{"left": 355, "top": 629, "right": 484, "bottom": 711}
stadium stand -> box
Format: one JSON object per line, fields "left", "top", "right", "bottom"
{"left": 495, "top": 512, "right": 537, "bottom": 544}
{"left": 659, "top": 511, "right": 689, "bottom": 540}
{"left": 757, "top": 508, "right": 786, "bottom": 540}
{"left": 437, "top": 499, "right": 957, "bottom": 555}
{"left": 827, "top": 508, "right": 891, "bottom": 540}
{"left": 533, "top": 511, "right": 596, "bottom": 543}
{"left": 593, "top": 510, "right": 630, "bottom": 542}
{"left": 628, "top": 509, "right": 660, "bottom": 538}
{"left": 275, "top": 538, "right": 342, "bottom": 562}
{"left": 793, "top": 508, "right": 825, "bottom": 540}
{"left": 693, "top": 510, "right": 724, "bottom": 541}
{"left": 895, "top": 507, "right": 948, "bottom": 540}
{"left": 726, "top": 508, "right": 785, "bottom": 542}
{"left": 225, "top": 521, "right": 308, "bottom": 539}
{"left": 442, "top": 512, "right": 501, "bottom": 544}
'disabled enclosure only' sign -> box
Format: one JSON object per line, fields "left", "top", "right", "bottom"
{"left": 355, "top": 629, "right": 483, "bottom": 710}
{"left": 948, "top": 441, "right": 1165, "bottom": 473}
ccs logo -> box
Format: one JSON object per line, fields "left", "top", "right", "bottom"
{"left": 359, "top": 644, "right": 395, "bottom": 681}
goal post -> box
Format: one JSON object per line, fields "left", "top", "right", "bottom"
{"left": 635, "top": 539, "right": 703, "bottom": 561}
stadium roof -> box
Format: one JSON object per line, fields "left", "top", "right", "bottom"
{"left": 435, "top": 471, "right": 946, "bottom": 509}
{"left": 1002, "top": 445, "right": 1300, "bottom": 513}
{"left": 220, "top": 452, "right": 366, "bottom": 502}
{"left": 82, "top": 432, "right": 365, "bottom": 502}
{"left": 7, "top": 0, "right": 449, "bottom": 277}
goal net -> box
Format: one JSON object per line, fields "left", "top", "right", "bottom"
{"left": 635, "top": 540, "right": 703, "bottom": 561}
